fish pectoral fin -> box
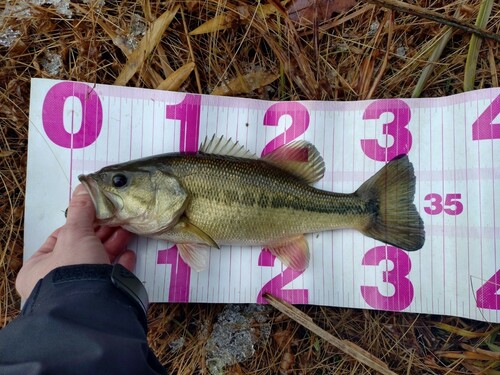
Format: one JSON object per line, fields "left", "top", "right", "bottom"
{"left": 177, "top": 218, "right": 220, "bottom": 249}
{"left": 177, "top": 243, "right": 210, "bottom": 272}
{"left": 261, "top": 140, "right": 325, "bottom": 184}
{"left": 265, "top": 235, "right": 310, "bottom": 272}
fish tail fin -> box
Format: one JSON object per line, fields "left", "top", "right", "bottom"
{"left": 356, "top": 155, "right": 425, "bottom": 251}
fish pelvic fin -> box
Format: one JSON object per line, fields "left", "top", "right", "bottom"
{"left": 356, "top": 155, "right": 425, "bottom": 251}
{"left": 265, "top": 235, "right": 310, "bottom": 272}
{"left": 177, "top": 243, "right": 210, "bottom": 272}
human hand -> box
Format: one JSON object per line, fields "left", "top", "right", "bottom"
{"left": 16, "top": 184, "right": 136, "bottom": 300}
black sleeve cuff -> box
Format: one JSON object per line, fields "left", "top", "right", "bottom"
{"left": 23, "top": 264, "right": 149, "bottom": 328}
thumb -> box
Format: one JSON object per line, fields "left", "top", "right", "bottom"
{"left": 65, "top": 184, "right": 95, "bottom": 229}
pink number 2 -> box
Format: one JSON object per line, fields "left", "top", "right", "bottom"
{"left": 256, "top": 250, "right": 308, "bottom": 304}
{"left": 360, "top": 246, "right": 414, "bottom": 311}
{"left": 261, "top": 102, "right": 310, "bottom": 157}
{"left": 257, "top": 102, "right": 310, "bottom": 304}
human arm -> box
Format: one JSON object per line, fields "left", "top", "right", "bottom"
{"left": 0, "top": 186, "right": 164, "bottom": 375}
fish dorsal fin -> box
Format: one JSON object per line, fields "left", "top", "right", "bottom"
{"left": 262, "top": 141, "right": 325, "bottom": 184}
{"left": 199, "top": 135, "right": 257, "bottom": 159}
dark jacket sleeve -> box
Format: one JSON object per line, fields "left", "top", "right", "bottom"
{"left": 0, "top": 264, "right": 165, "bottom": 375}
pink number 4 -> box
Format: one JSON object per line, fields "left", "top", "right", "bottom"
{"left": 472, "top": 94, "right": 500, "bottom": 141}
{"left": 476, "top": 270, "right": 500, "bottom": 310}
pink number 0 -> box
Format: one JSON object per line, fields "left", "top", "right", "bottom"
{"left": 42, "top": 82, "right": 103, "bottom": 148}
{"left": 360, "top": 246, "right": 414, "bottom": 311}
{"left": 156, "top": 94, "right": 202, "bottom": 302}
{"left": 360, "top": 99, "right": 412, "bottom": 161}
{"left": 257, "top": 102, "right": 310, "bottom": 304}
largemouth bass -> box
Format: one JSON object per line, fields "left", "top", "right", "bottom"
{"left": 79, "top": 136, "right": 425, "bottom": 271}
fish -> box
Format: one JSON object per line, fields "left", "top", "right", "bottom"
{"left": 78, "top": 136, "right": 425, "bottom": 272}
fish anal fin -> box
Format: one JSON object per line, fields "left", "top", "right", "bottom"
{"left": 265, "top": 235, "right": 310, "bottom": 272}
{"left": 356, "top": 155, "right": 425, "bottom": 251}
{"left": 262, "top": 141, "right": 325, "bottom": 184}
{"left": 199, "top": 135, "right": 257, "bottom": 159}
{"left": 177, "top": 243, "right": 210, "bottom": 272}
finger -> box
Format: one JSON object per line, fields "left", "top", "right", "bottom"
{"left": 115, "top": 250, "right": 136, "bottom": 272}
{"left": 35, "top": 227, "right": 63, "bottom": 255}
{"left": 95, "top": 226, "right": 116, "bottom": 242}
{"left": 104, "top": 228, "right": 133, "bottom": 259}
{"left": 65, "top": 184, "right": 95, "bottom": 230}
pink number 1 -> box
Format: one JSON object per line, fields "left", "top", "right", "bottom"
{"left": 156, "top": 94, "right": 202, "bottom": 302}
{"left": 157, "top": 246, "right": 191, "bottom": 302}
{"left": 166, "top": 93, "right": 202, "bottom": 152}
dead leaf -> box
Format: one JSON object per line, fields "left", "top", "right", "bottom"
{"left": 287, "top": 0, "right": 357, "bottom": 23}
{"left": 156, "top": 62, "right": 195, "bottom": 91}
{"left": 190, "top": 4, "right": 278, "bottom": 35}
{"left": 114, "top": 5, "right": 179, "bottom": 86}
{"left": 189, "top": 12, "right": 239, "bottom": 35}
{"left": 0, "top": 150, "right": 14, "bottom": 157}
{"left": 211, "top": 71, "right": 278, "bottom": 96}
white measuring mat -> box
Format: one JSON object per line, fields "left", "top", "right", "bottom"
{"left": 25, "top": 78, "right": 499, "bottom": 323}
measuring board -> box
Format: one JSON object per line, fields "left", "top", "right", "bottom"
{"left": 25, "top": 78, "right": 500, "bottom": 323}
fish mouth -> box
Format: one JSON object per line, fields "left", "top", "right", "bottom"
{"left": 78, "top": 174, "right": 121, "bottom": 221}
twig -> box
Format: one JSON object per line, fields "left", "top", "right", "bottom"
{"left": 264, "top": 293, "right": 398, "bottom": 375}
{"left": 364, "top": 0, "right": 500, "bottom": 43}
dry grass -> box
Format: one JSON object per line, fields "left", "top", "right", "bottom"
{"left": 1, "top": 0, "right": 499, "bottom": 373}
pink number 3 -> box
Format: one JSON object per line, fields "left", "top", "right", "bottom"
{"left": 360, "top": 99, "right": 412, "bottom": 161}
{"left": 360, "top": 246, "right": 414, "bottom": 311}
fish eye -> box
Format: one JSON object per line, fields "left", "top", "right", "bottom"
{"left": 112, "top": 173, "right": 128, "bottom": 188}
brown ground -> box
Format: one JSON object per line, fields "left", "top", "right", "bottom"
{"left": 1, "top": 0, "right": 499, "bottom": 373}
